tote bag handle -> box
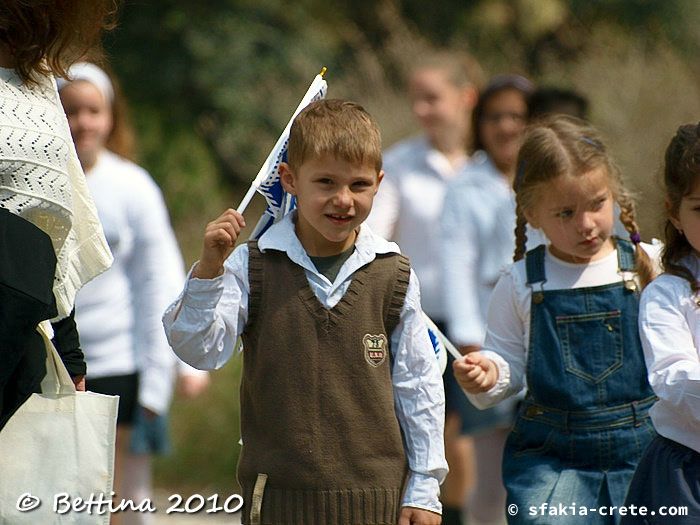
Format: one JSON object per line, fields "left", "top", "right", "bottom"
{"left": 37, "top": 321, "right": 76, "bottom": 396}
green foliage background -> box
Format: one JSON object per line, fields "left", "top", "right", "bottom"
{"left": 102, "top": 0, "right": 700, "bottom": 492}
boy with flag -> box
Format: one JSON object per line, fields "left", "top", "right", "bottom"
{"left": 163, "top": 99, "right": 446, "bottom": 525}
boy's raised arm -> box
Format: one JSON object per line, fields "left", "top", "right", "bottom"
{"left": 163, "top": 209, "right": 249, "bottom": 371}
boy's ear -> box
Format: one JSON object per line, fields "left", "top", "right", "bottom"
{"left": 374, "top": 169, "right": 385, "bottom": 192}
{"left": 279, "top": 162, "right": 297, "bottom": 195}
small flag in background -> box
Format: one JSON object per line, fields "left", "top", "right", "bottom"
{"left": 235, "top": 68, "right": 328, "bottom": 240}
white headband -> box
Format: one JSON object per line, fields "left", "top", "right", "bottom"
{"left": 56, "top": 62, "right": 114, "bottom": 103}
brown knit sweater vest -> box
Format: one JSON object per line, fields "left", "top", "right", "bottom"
{"left": 238, "top": 242, "right": 411, "bottom": 525}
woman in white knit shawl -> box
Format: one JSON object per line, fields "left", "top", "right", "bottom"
{"left": 0, "top": 1, "right": 115, "bottom": 425}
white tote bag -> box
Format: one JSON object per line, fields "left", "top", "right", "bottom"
{"left": 0, "top": 322, "right": 118, "bottom": 524}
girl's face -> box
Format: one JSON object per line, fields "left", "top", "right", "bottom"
{"left": 479, "top": 88, "right": 528, "bottom": 172}
{"left": 526, "top": 166, "right": 616, "bottom": 264}
{"left": 669, "top": 176, "right": 700, "bottom": 254}
{"left": 60, "top": 80, "right": 113, "bottom": 167}
{"left": 408, "top": 67, "right": 474, "bottom": 146}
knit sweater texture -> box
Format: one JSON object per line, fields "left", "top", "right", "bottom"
{"left": 239, "top": 242, "right": 411, "bottom": 525}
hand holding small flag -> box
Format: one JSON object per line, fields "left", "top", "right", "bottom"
{"left": 193, "top": 208, "right": 246, "bottom": 279}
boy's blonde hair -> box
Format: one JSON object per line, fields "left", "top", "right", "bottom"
{"left": 513, "top": 116, "right": 655, "bottom": 287}
{"left": 288, "top": 99, "right": 382, "bottom": 173}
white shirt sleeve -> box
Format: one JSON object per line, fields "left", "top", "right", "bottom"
{"left": 639, "top": 277, "right": 700, "bottom": 421}
{"left": 125, "top": 173, "right": 183, "bottom": 414}
{"left": 466, "top": 268, "right": 528, "bottom": 409}
{"left": 440, "top": 185, "right": 485, "bottom": 346}
{"left": 366, "top": 175, "right": 399, "bottom": 240}
{"left": 163, "top": 245, "right": 249, "bottom": 371}
{"left": 392, "top": 269, "right": 448, "bottom": 513}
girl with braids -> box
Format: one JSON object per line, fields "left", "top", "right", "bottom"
{"left": 621, "top": 123, "right": 700, "bottom": 524}
{"left": 453, "top": 116, "right": 659, "bottom": 524}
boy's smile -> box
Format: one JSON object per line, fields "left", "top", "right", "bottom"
{"left": 280, "top": 155, "right": 383, "bottom": 257}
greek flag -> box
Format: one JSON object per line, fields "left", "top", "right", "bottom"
{"left": 236, "top": 68, "right": 328, "bottom": 240}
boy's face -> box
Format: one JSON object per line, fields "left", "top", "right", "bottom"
{"left": 280, "top": 155, "right": 383, "bottom": 257}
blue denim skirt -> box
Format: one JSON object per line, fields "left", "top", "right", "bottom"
{"left": 503, "top": 398, "right": 657, "bottom": 525}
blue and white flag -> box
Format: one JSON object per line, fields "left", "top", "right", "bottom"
{"left": 236, "top": 68, "right": 328, "bottom": 240}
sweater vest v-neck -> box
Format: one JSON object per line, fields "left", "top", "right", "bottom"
{"left": 238, "top": 241, "right": 410, "bottom": 525}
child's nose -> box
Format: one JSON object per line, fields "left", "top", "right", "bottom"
{"left": 333, "top": 187, "right": 353, "bottom": 208}
{"left": 577, "top": 212, "right": 596, "bottom": 232}
{"left": 75, "top": 110, "right": 92, "bottom": 129}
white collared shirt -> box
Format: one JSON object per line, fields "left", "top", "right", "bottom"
{"left": 638, "top": 255, "right": 700, "bottom": 453}
{"left": 367, "top": 135, "right": 467, "bottom": 320}
{"left": 163, "top": 212, "right": 448, "bottom": 513}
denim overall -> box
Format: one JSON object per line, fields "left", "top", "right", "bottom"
{"left": 503, "top": 240, "right": 656, "bottom": 525}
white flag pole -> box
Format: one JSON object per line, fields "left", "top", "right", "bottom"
{"left": 236, "top": 67, "right": 328, "bottom": 215}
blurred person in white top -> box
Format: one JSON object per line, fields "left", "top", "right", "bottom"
{"left": 367, "top": 51, "right": 480, "bottom": 525}
{"left": 59, "top": 62, "right": 207, "bottom": 525}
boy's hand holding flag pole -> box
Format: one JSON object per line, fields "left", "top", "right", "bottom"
{"left": 236, "top": 67, "right": 460, "bottom": 372}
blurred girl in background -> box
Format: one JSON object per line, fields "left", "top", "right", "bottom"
{"left": 59, "top": 62, "right": 207, "bottom": 525}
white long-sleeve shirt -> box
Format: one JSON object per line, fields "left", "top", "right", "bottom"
{"left": 74, "top": 150, "right": 183, "bottom": 415}
{"left": 467, "top": 242, "right": 661, "bottom": 409}
{"left": 163, "top": 212, "right": 448, "bottom": 514}
{"left": 638, "top": 255, "right": 700, "bottom": 453}
{"left": 367, "top": 135, "right": 467, "bottom": 320}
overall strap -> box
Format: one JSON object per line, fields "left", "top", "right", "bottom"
{"left": 616, "top": 238, "right": 636, "bottom": 272}
{"left": 525, "top": 244, "right": 547, "bottom": 285}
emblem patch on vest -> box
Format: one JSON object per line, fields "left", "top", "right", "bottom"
{"left": 363, "top": 333, "right": 388, "bottom": 367}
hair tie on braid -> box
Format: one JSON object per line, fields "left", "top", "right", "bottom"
{"left": 630, "top": 231, "right": 642, "bottom": 244}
